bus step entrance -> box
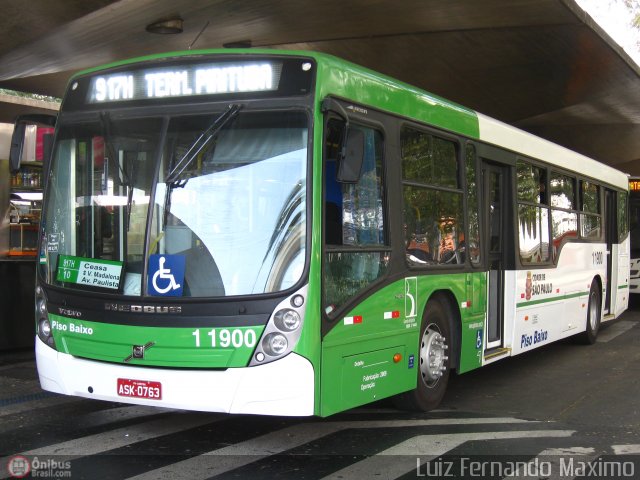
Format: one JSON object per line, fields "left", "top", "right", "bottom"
{"left": 484, "top": 347, "right": 511, "bottom": 362}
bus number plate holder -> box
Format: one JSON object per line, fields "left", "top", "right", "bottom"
{"left": 117, "top": 378, "right": 162, "bottom": 400}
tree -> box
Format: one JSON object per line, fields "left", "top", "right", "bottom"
{"left": 0, "top": 88, "right": 60, "bottom": 104}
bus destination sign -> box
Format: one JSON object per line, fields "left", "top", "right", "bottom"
{"left": 57, "top": 255, "right": 124, "bottom": 290}
{"left": 87, "top": 61, "right": 282, "bottom": 103}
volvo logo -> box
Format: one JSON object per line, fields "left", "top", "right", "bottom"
{"left": 124, "top": 341, "right": 155, "bottom": 362}
{"left": 58, "top": 308, "right": 82, "bottom": 317}
{"left": 105, "top": 303, "right": 182, "bottom": 314}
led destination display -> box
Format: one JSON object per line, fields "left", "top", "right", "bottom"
{"left": 87, "top": 62, "right": 282, "bottom": 103}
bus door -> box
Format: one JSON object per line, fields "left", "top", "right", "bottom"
{"left": 604, "top": 188, "right": 616, "bottom": 314}
{"left": 482, "top": 161, "right": 511, "bottom": 349}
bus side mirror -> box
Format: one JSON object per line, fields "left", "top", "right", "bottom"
{"left": 321, "top": 97, "right": 365, "bottom": 183}
{"left": 337, "top": 128, "right": 365, "bottom": 184}
{"left": 9, "top": 122, "right": 26, "bottom": 173}
{"left": 9, "top": 114, "right": 57, "bottom": 173}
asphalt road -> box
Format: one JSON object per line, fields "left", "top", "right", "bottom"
{"left": 1, "top": 304, "right": 639, "bottom": 479}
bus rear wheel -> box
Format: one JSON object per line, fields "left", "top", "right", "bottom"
{"left": 578, "top": 280, "right": 602, "bottom": 345}
{"left": 393, "top": 299, "right": 452, "bottom": 411}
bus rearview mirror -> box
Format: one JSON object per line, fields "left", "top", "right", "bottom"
{"left": 9, "top": 122, "right": 27, "bottom": 173}
{"left": 9, "top": 114, "right": 57, "bottom": 173}
{"left": 337, "top": 128, "right": 365, "bottom": 184}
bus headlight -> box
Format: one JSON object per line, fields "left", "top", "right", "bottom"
{"left": 291, "top": 294, "right": 304, "bottom": 308}
{"left": 262, "top": 333, "right": 288, "bottom": 356}
{"left": 39, "top": 318, "right": 52, "bottom": 336}
{"left": 274, "top": 309, "right": 301, "bottom": 332}
{"left": 35, "top": 285, "right": 56, "bottom": 350}
{"left": 37, "top": 299, "right": 47, "bottom": 319}
{"left": 250, "top": 284, "right": 308, "bottom": 366}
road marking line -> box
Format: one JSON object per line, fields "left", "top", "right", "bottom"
{"left": 126, "top": 417, "right": 543, "bottom": 480}
{"left": 378, "top": 430, "right": 575, "bottom": 456}
{"left": 322, "top": 454, "right": 426, "bottom": 480}
{"left": 0, "top": 412, "right": 226, "bottom": 467}
{"left": 508, "top": 447, "right": 598, "bottom": 480}
{"left": 126, "top": 422, "right": 340, "bottom": 480}
{"left": 538, "top": 447, "right": 595, "bottom": 455}
{"left": 321, "top": 430, "right": 575, "bottom": 480}
{"left": 612, "top": 444, "right": 640, "bottom": 454}
{"left": 0, "top": 395, "right": 74, "bottom": 417}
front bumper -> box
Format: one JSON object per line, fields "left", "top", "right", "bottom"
{"left": 36, "top": 336, "right": 315, "bottom": 416}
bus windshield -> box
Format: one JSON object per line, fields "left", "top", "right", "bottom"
{"left": 41, "top": 109, "right": 308, "bottom": 297}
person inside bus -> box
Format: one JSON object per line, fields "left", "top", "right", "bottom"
{"left": 538, "top": 173, "right": 547, "bottom": 204}
{"left": 405, "top": 206, "right": 432, "bottom": 263}
{"left": 436, "top": 216, "right": 458, "bottom": 264}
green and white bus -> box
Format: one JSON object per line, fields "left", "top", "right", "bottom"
{"left": 628, "top": 179, "right": 640, "bottom": 294}
{"left": 21, "top": 49, "right": 629, "bottom": 417}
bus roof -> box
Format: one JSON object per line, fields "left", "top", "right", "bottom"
{"left": 477, "top": 113, "right": 628, "bottom": 190}
{"left": 73, "top": 48, "right": 629, "bottom": 191}
{"left": 311, "top": 51, "right": 629, "bottom": 191}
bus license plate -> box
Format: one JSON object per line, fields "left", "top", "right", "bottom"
{"left": 117, "top": 378, "right": 162, "bottom": 400}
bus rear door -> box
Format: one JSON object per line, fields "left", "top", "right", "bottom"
{"left": 480, "top": 155, "right": 515, "bottom": 356}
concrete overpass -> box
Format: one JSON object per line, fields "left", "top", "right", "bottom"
{"left": 1, "top": 0, "right": 639, "bottom": 174}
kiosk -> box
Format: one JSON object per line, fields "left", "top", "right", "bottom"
{"left": 0, "top": 124, "right": 47, "bottom": 349}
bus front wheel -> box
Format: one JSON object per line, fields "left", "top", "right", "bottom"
{"left": 394, "top": 299, "right": 452, "bottom": 411}
{"left": 578, "top": 280, "right": 602, "bottom": 345}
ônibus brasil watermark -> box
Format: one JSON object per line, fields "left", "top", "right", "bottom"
{"left": 6, "top": 456, "right": 72, "bottom": 478}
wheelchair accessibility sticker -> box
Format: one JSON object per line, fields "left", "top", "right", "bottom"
{"left": 148, "top": 255, "right": 185, "bottom": 296}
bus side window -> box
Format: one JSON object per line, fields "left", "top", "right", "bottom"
{"left": 323, "top": 121, "right": 385, "bottom": 247}
{"left": 323, "top": 120, "right": 389, "bottom": 314}
{"left": 618, "top": 190, "right": 629, "bottom": 242}
{"left": 516, "top": 160, "right": 550, "bottom": 264}
{"left": 550, "top": 172, "right": 578, "bottom": 261}
{"left": 580, "top": 180, "right": 601, "bottom": 240}
{"left": 401, "top": 127, "right": 464, "bottom": 266}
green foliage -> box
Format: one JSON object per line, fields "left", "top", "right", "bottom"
{"left": 465, "top": 145, "right": 480, "bottom": 263}
{"left": 516, "top": 161, "right": 544, "bottom": 239}
{"left": 550, "top": 175, "right": 575, "bottom": 208}
{"left": 401, "top": 128, "right": 457, "bottom": 188}
{"left": 0, "top": 88, "right": 61, "bottom": 104}
{"left": 581, "top": 181, "right": 600, "bottom": 213}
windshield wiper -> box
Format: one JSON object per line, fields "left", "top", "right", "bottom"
{"left": 162, "top": 104, "right": 242, "bottom": 229}
{"left": 165, "top": 103, "right": 242, "bottom": 185}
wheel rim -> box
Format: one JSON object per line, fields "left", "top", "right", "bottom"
{"left": 589, "top": 290, "right": 600, "bottom": 331}
{"left": 419, "top": 323, "right": 448, "bottom": 388}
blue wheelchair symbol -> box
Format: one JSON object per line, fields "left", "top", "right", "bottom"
{"left": 476, "top": 329, "right": 483, "bottom": 349}
{"left": 148, "top": 255, "right": 185, "bottom": 296}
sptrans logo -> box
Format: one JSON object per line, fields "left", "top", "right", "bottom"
{"left": 405, "top": 277, "right": 417, "bottom": 318}
{"left": 6, "top": 456, "right": 72, "bottom": 478}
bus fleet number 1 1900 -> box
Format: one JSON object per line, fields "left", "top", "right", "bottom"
{"left": 191, "top": 328, "right": 257, "bottom": 349}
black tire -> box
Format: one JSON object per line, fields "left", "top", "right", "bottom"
{"left": 393, "top": 299, "right": 453, "bottom": 411}
{"left": 578, "top": 280, "right": 602, "bottom": 345}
